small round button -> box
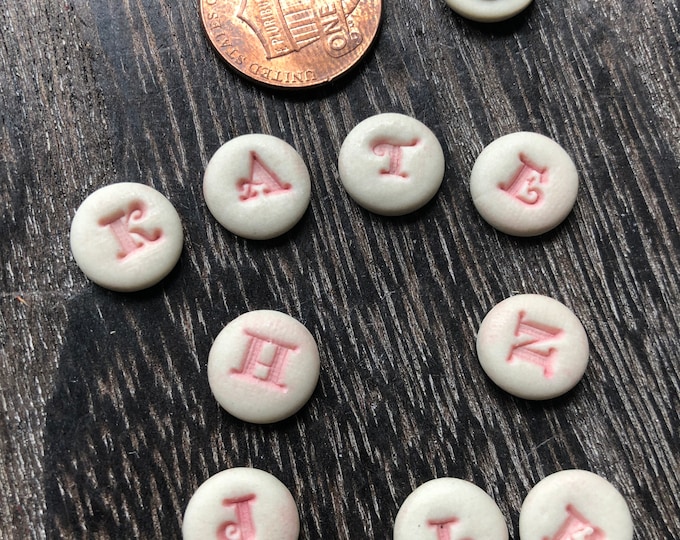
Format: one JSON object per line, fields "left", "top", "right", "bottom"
{"left": 182, "top": 467, "right": 300, "bottom": 540}
{"left": 519, "top": 470, "right": 633, "bottom": 540}
{"left": 445, "top": 0, "right": 533, "bottom": 23}
{"left": 69, "top": 183, "right": 183, "bottom": 292}
{"left": 394, "top": 477, "right": 509, "bottom": 540}
{"left": 203, "top": 134, "right": 311, "bottom": 240}
{"left": 338, "top": 113, "right": 445, "bottom": 216}
{"left": 469, "top": 132, "right": 578, "bottom": 236}
{"left": 476, "top": 294, "right": 589, "bottom": 400}
{"left": 208, "top": 310, "right": 320, "bottom": 424}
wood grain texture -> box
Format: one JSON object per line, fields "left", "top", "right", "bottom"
{"left": 1, "top": 0, "right": 678, "bottom": 538}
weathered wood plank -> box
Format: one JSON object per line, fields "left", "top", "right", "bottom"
{"left": 1, "top": 0, "right": 678, "bottom": 538}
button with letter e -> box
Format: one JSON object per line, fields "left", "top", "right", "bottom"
{"left": 208, "top": 310, "right": 320, "bottom": 423}
{"left": 469, "top": 132, "right": 579, "bottom": 236}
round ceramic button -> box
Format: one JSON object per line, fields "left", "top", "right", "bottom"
{"left": 203, "top": 134, "right": 311, "bottom": 240}
{"left": 519, "top": 470, "right": 633, "bottom": 540}
{"left": 208, "top": 310, "right": 320, "bottom": 424}
{"left": 394, "top": 478, "right": 509, "bottom": 540}
{"left": 182, "top": 467, "right": 300, "bottom": 540}
{"left": 69, "top": 183, "right": 183, "bottom": 292}
{"left": 469, "top": 132, "right": 578, "bottom": 236}
{"left": 338, "top": 113, "right": 445, "bottom": 216}
{"left": 446, "top": 0, "right": 533, "bottom": 22}
{"left": 476, "top": 294, "right": 589, "bottom": 400}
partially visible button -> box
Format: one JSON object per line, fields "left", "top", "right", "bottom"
{"left": 445, "top": 0, "right": 533, "bottom": 23}
{"left": 393, "top": 477, "right": 509, "bottom": 540}
{"left": 476, "top": 294, "right": 589, "bottom": 400}
{"left": 208, "top": 310, "right": 320, "bottom": 424}
{"left": 203, "top": 134, "right": 311, "bottom": 240}
{"left": 338, "top": 113, "right": 445, "bottom": 216}
{"left": 69, "top": 182, "right": 183, "bottom": 292}
{"left": 182, "top": 467, "right": 300, "bottom": 540}
{"left": 519, "top": 469, "right": 633, "bottom": 540}
{"left": 469, "top": 132, "right": 578, "bottom": 236}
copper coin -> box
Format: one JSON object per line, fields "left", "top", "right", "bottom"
{"left": 200, "top": 0, "right": 382, "bottom": 89}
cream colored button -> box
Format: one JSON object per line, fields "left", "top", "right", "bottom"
{"left": 208, "top": 310, "right": 320, "bottom": 424}
{"left": 203, "top": 134, "right": 311, "bottom": 240}
{"left": 519, "top": 470, "right": 633, "bottom": 540}
{"left": 469, "top": 132, "right": 578, "bottom": 236}
{"left": 338, "top": 113, "right": 445, "bottom": 216}
{"left": 394, "top": 478, "right": 509, "bottom": 540}
{"left": 446, "top": 0, "right": 533, "bottom": 22}
{"left": 476, "top": 294, "right": 589, "bottom": 400}
{"left": 182, "top": 467, "right": 300, "bottom": 540}
{"left": 69, "top": 183, "right": 183, "bottom": 292}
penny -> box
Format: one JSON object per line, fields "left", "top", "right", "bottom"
{"left": 200, "top": 0, "right": 382, "bottom": 89}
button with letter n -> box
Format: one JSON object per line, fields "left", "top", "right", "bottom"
{"left": 476, "top": 294, "right": 589, "bottom": 400}
{"left": 182, "top": 467, "right": 300, "bottom": 540}
{"left": 208, "top": 310, "right": 320, "bottom": 424}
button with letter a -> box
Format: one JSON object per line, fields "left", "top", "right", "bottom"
{"left": 519, "top": 470, "right": 633, "bottom": 540}
{"left": 469, "top": 131, "right": 579, "bottom": 236}
{"left": 182, "top": 467, "right": 300, "bottom": 540}
{"left": 476, "top": 294, "right": 589, "bottom": 400}
{"left": 208, "top": 310, "right": 320, "bottom": 423}
{"left": 70, "top": 182, "right": 183, "bottom": 292}
{"left": 203, "top": 134, "right": 311, "bottom": 240}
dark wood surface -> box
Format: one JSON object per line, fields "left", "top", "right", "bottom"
{"left": 1, "top": 0, "right": 679, "bottom": 538}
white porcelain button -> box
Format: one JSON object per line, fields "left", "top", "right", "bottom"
{"left": 469, "top": 132, "right": 578, "bottom": 236}
{"left": 69, "top": 182, "right": 183, "bottom": 292}
{"left": 338, "top": 113, "right": 445, "bottom": 216}
{"left": 519, "top": 470, "right": 633, "bottom": 540}
{"left": 208, "top": 310, "right": 320, "bottom": 423}
{"left": 476, "top": 294, "right": 589, "bottom": 400}
{"left": 182, "top": 467, "right": 300, "bottom": 540}
{"left": 446, "top": 0, "right": 533, "bottom": 22}
{"left": 203, "top": 134, "right": 311, "bottom": 240}
{"left": 393, "top": 478, "right": 509, "bottom": 540}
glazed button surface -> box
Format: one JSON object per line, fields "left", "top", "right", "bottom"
{"left": 338, "top": 113, "right": 445, "bottom": 216}
{"left": 476, "top": 294, "right": 589, "bottom": 400}
{"left": 203, "top": 134, "right": 311, "bottom": 240}
{"left": 469, "top": 132, "right": 578, "bottom": 236}
{"left": 519, "top": 469, "right": 633, "bottom": 540}
{"left": 208, "top": 310, "right": 320, "bottom": 424}
{"left": 446, "top": 0, "right": 533, "bottom": 22}
{"left": 69, "top": 182, "right": 183, "bottom": 292}
{"left": 393, "top": 477, "right": 509, "bottom": 540}
{"left": 182, "top": 467, "right": 300, "bottom": 540}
